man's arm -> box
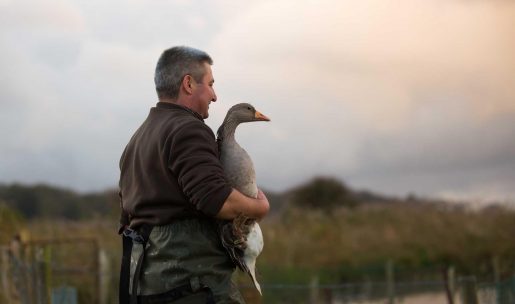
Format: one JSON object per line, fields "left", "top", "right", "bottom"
{"left": 168, "top": 121, "right": 269, "bottom": 219}
{"left": 216, "top": 188, "right": 270, "bottom": 220}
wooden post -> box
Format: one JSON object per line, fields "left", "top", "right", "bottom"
{"left": 1, "top": 246, "right": 12, "bottom": 304}
{"left": 492, "top": 256, "right": 501, "bottom": 304}
{"left": 444, "top": 266, "right": 455, "bottom": 304}
{"left": 98, "top": 249, "right": 110, "bottom": 304}
{"left": 44, "top": 245, "right": 52, "bottom": 304}
{"left": 309, "top": 275, "right": 319, "bottom": 304}
{"left": 460, "top": 276, "right": 479, "bottom": 304}
{"left": 34, "top": 247, "right": 49, "bottom": 304}
{"left": 9, "top": 239, "right": 31, "bottom": 304}
{"left": 386, "top": 260, "right": 395, "bottom": 304}
{"left": 92, "top": 240, "right": 101, "bottom": 304}
{"left": 33, "top": 249, "right": 41, "bottom": 304}
{"left": 18, "top": 227, "right": 30, "bottom": 302}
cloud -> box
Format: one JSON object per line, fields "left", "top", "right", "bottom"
{"left": 0, "top": 0, "right": 157, "bottom": 190}
{"left": 0, "top": 0, "right": 85, "bottom": 32}
{"left": 0, "top": 0, "right": 239, "bottom": 191}
{"left": 211, "top": 0, "right": 515, "bottom": 117}
{"left": 208, "top": 0, "right": 515, "bottom": 198}
{"left": 0, "top": 0, "right": 514, "bottom": 202}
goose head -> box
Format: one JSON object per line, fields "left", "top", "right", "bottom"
{"left": 225, "top": 103, "right": 270, "bottom": 124}
{"left": 217, "top": 103, "right": 270, "bottom": 142}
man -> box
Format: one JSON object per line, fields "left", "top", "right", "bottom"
{"left": 118, "top": 46, "right": 270, "bottom": 304}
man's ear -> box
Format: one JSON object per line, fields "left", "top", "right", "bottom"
{"left": 182, "top": 75, "right": 195, "bottom": 95}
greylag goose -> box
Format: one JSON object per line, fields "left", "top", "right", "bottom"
{"left": 217, "top": 103, "right": 270, "bottom": 294}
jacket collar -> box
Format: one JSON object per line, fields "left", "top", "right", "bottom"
{"left": 156, "top": 102, "right": 204, "bottom": 122}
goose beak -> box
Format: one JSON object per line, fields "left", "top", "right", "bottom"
{"left": 255, "top": 111, "right": 270, "bottom": 121}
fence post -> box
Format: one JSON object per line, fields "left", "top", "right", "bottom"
{"left": 460, "top": 276, "right": 479, "bottom": 304}
{"left": 92, "top": 240, "right": 101, "bottom": 304}
{"left": 44, "top": 245, "right": 52, "bottom": 304}
{"left": 34, "top": 247, "right": 49, "bottom": 304}
{"left": 492, "top": 256, "right": 500, "bottom": 304}
{"left": 1, "top": 246, "right": 12, "bottom": 304}
{"left": 309, "top": 275, "right": 319, "bottom": 304}
{"left": 386, "top": 259, "right": 395, "bottom": 304}
{"left": 444, "top": 266, "right": 455, "bottom": 304}
{"left": 99, "top": 249, "right": 110, "bottom": 304}
{"left": 10, "top": 240, "right": 31, "bottom": 304}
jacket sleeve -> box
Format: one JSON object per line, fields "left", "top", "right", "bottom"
{"left": 118, "top": 147, "right": 130, "bottom": 233}
{"left": 167, "top": 121, "right": 232, "bottom": 217}
{"left": 118, "top": 190, "right": 130, "bottom": 234}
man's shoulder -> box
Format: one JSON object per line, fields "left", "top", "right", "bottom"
{"left": 147, "top": 103, "right": 215, "bottom": 139}
{"left": 175, "top": 118, "right": 215, "bottom": 139}
{"left": 151, "top": 106, "right": 203, "bottom": 128}
{"left": 154, "top": 111, "right": 214, "bottom": 140}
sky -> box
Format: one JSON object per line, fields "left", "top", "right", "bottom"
{"left": 1, "top": 0, "right": 514, "bottom": 203}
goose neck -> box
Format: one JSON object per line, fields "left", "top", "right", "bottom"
{"left": 220, "top": 118, "right": 239, "bottom": 141}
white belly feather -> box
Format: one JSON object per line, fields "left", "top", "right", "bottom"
{"left": 244, "top": 222, "right": 263, "bottom": 294}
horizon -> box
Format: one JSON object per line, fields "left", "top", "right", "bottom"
{"left": 1, "top": 177, "right": 513, "bottom": 210}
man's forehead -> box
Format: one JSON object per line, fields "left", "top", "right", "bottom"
{"left": 204, "top": 63, "right": 213, "bottom": 74}
{"left": 203, "top": 63, "right": 214, "bottom": 81}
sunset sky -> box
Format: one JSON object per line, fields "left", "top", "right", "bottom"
{"left": 1, "top": 0, "right": 514, "bottom": 203}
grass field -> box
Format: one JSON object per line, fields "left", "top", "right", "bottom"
{"left": 2, "top": 188, "right": 515, "bottom": 303}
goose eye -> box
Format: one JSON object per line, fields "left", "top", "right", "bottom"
{"left": 247, "top": 106, "right": 252, "bottom": 110}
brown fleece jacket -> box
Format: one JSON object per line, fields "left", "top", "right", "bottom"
{"left": 118, "top": 102, "right": 232, "bottom": 231}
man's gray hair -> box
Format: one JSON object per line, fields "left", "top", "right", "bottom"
{"left": 154, "top": 46, "right": 213, "bottom": 100}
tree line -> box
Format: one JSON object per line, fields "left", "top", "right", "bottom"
{"left": 0, "top": 183, "right": 119, "bottom": 220}
{"left": 0, "top": 177, "right": 463, "bottom": 221}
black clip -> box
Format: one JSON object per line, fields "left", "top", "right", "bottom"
{"left": 123, "top": 228, "right": 145, "bottom": 244}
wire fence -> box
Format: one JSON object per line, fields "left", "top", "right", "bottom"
{"left": 2, "top": 239, "right": 515, "bottom": 304}
{"left": 0, "top": 238, "right": 110, "bottom": 304}
{"left": 239, "top": 278, "right": 515, "bottom": 304}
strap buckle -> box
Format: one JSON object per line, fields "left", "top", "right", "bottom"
{"left": 123, "top": 228, "right": 145, "bottom": 244}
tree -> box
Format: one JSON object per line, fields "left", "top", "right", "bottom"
{"left": 289, "top": 176, "right": 357, "bottom": 210}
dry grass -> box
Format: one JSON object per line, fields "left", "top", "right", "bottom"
{"left": 259, "top": 203, "right": 515, "bottom": 283}
{"left": 2, "top": 201, "right": 515, "bottom": 302}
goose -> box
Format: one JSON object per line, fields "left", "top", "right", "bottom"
{"left": 217, "top": 103, "right": 270, "bottom": 295}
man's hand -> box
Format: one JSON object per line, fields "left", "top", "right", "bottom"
{"left": 216, "top": 188, "right": 270, "bottom": 220}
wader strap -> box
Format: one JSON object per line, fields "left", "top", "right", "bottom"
{"left": 119, "top": 225, "right": 153, "bottom": 304}
{"left": 137, "top": 277, "right": 215, "bottom": 304}
{"left": 119, "top": 232, "right": 133, "bottom": 304}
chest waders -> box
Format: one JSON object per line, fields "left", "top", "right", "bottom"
{"left": 119, "top": 219, "right": 244, "bottom": 304}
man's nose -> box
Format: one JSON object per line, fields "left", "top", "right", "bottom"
{"left": 212, "top": 91, "right": 217, "bottom": 102}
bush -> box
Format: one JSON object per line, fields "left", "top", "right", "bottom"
{"left": 0, "top": 202, "right": 25, "bottom": 244}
